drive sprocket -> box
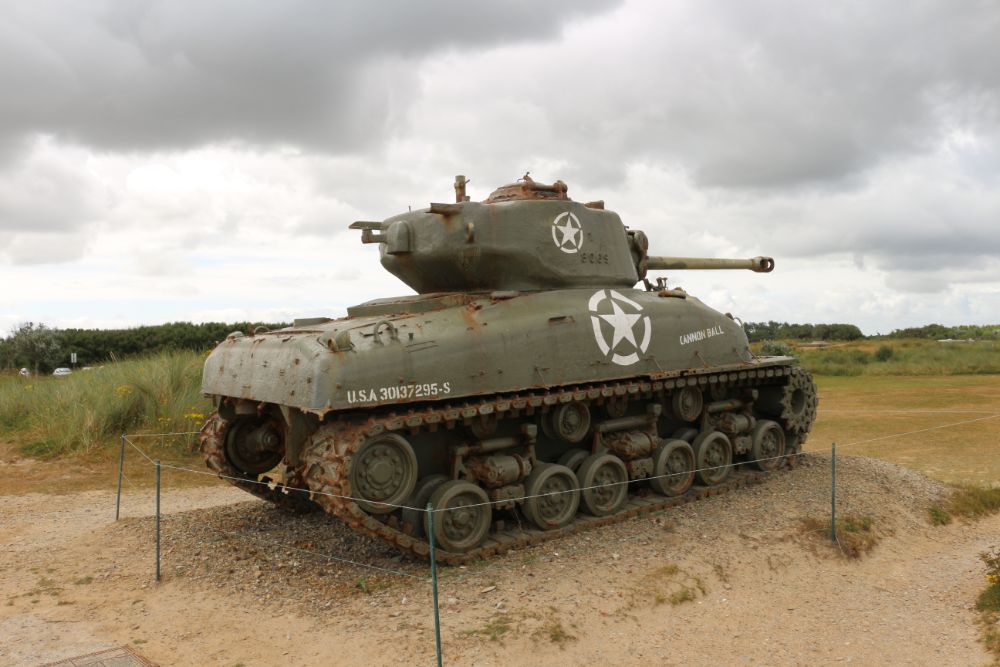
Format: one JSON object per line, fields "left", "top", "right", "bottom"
{"left": 760, "top": 367, "right": 818, "bottom": 435}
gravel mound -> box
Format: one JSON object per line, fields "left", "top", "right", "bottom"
{"left": 120, "top": 454, "right": 953, "bottom": 614}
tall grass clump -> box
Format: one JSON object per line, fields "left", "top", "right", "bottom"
{"left": 0, "top": 350, "right": 211, "bottom": 458}
{"left": 796, "top": 348, "right": 871, "bottom": 376}
{"left": 759, "top": 340, "right": 794, "bottom": 357}
{"left": 947, "top": 486, "right": 1000, "bottom": 521}
{"left": 800, "top": 515, "right": 880, "bottom": 558}
{"left": 795, "top": 340, "right": 1000, "bottom": 376}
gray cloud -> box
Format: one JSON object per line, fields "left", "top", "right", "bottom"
{"left": 0, "top": 1, "right": 615, "bottom": 157}
{"left": 0, "top": 141, "right": 103, "bottom": 234}
{"left": 0, "top": 230, "right": 90, "bottom": 264}
{"left": 0, "top": 0, "right": 998, "bottom": 332}
{"left": 405, "top": 0, "right": 1000, "bottom": 191}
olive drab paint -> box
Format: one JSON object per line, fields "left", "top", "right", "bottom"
{"left": 202, "top": 176, "right": 778, "bottom": 414}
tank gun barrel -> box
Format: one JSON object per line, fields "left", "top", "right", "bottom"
{"left": 646, "top": 256, "right": 774, "bottom": 273}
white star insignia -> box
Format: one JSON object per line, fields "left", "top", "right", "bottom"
{"left": 588, "top": 289, "right": 653, "bottom": 366}
{"left": 551, "top": 212, "right": 582, "bottom": 253}
{"left": 599, "top": 300, "right": 641, "bottom": 350}
{"left": 555, "top": 221, "right": 580, "bottom": 248}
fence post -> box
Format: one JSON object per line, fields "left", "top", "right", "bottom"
{"left": 830, "top": 443, "right": 837, "bottom": 543}
{"left": 427, "top": 502, "right": 443, "bottom": 667}
{"left": 155, "top": 459, "right": 161, "bottom": 582}
{"left": 115, "top": 432, "right": 126, "bottom": 520}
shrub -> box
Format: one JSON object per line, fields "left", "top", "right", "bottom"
{"left": 928, "top": 505, "right": 952, "bottom": 525}
{"left": 874, "top": 345, "right": 894, "bottom": 362}
{"left": 982, "top": 548, "right": 1000, "bottom": 593}
{"left": 978, "top": 547, "right": 1000, "bottom": 659}
{"left": 760, "top": 341, "right": 793, "bottom": 356}
{"left": 849, "top": 350, "right": 871, "bottom": 364}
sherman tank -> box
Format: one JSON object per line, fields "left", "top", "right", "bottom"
{"left": 200, "top": 175, "right": 818, "bottom": 563}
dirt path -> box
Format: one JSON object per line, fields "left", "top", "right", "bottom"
{"left": 0, "top": 456, "right": 995, "bottom": 666}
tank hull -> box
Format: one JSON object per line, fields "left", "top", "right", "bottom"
{"left": 200, "top": 287, "right": 816, "bottom": 562}
{"left": 202, "top": 287, "right": 763, "bottom": 414}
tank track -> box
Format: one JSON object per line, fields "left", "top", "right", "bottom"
{"left": 203, "top": 364, "right": 814, "bottom": 565}
{"left": 200, "top": 415, "right": 319, "bottom": 514}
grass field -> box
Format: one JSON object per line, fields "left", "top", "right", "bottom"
{"left": 778, "top": 338, "right": 1000, "bottom": 376}
{"left": 806, "top": 375, "right": 1000, "bottom": 486}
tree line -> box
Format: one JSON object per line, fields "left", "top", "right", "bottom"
{"left": 881, "top": 323, "right": 1000, "bottom": 340}
{"left": 4, "top": 319, "right": 997, "bottom": 374}
{"left": 0, "top": 321, "right": 287, "bottom": 373}
{"left": 742, "top": 321, "right": 864, "bottom": 342}
{"left": 743, "top": 321, "right": 1000, "bottom": 342}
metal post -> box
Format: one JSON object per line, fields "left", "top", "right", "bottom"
{"left": 427, "top": 502, "right": 443, "bottom": 667}
{"left": 830, "top": 443, "right": 837, "bottom": 543}
{"left": 155, "top": 459, "right": 161, "bottom": 582}
{"left": 115, "top": 432, "right": 126, "bottom": 520}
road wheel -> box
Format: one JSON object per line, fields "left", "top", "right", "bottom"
{"left": 692, "top": 431, "right": 732, "bottom": 486}
{"left": 750, "top": 420, "right": 786, "bottom": 471}
{"left": 522, "top": 463, "right": 580, "bottom": 530}
{"left": 578, "top": 453, "right": 629, "bottom": 516}
{"left": 424, "top": 480, "right": 491, "bottom": 553}
{"left": 650, "top": 439, "right": 695, "bottom": 496}
{"left": 348, "top": 433, "right": 418, "bottom": 515}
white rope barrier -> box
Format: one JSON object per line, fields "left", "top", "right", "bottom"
{"left": 122, "top": 410, "right": 1000, "bottom": 516}
{"left": 834, "top": 414, "right": 1000, "bottom": 450}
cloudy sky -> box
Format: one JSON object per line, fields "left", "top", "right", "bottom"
{"left": 1, "top": 0, "right": 998, "bottom": 335}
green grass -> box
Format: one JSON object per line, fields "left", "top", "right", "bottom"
{"left": 928, "top": 505, "right": 952, "bottom": 526}
{"left": 801, "top": 515, "right": 880, "bottom": 558}
{"left": 770, "top": 339, "right": 1000, "bottom": 376}
{"left": 925, "top": 484, "right": 1000, "bottom": 528}
{"left": 0, "top": 350, "right": 210, "bottom": 458}
{"left": 941, "top": 486, "right": 1000, "bottom": 522}
{"left": 977, "top": 548, "right": 1000, "bottom": 662}
{"left": 634, "top": 563, "right": 705, "bottom": 609}
{"left": 465, "top": 615, "right": 515, "bottom": 644}
{"left": 980, "top": 584, "right": 1000, "bottom": 614}
{"left": 534, "top": 619, "right": 576, "bottom": 647}
{"left": 806, "top": 374, "right": 1000, "bottom": 487}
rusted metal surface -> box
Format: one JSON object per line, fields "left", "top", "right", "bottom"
{"left": 484, "top": 175, "right": 569, "bottom": 203}
{"left": 429, "top": 202, "right": 462, "bottom": 216}
{"left": 454, "top": 174, "right": 469, "bottom": 203}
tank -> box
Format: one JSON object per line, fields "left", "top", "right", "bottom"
{"left": 199, "top": 175, "right": 818, "bottom": 563}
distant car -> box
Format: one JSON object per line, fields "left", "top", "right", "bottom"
{"left": 19, "top": 368, "right": 30, "bottom": 378}
{"left": 52, "top": 367, "right": 72, "bottom": 377}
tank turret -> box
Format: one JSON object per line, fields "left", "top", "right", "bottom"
{"left": 350, "top": 176, "right": 772, "bottom": 294}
